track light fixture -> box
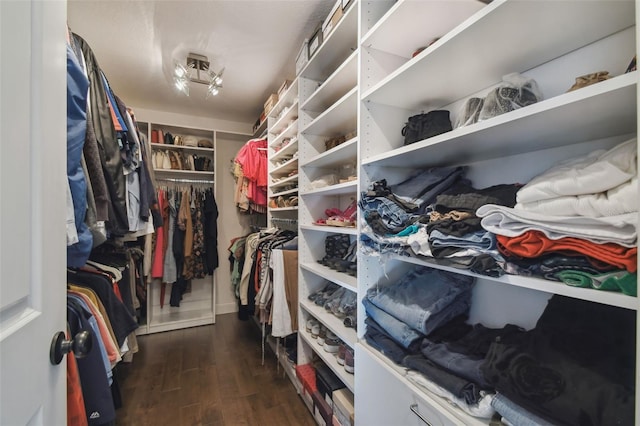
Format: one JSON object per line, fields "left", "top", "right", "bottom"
{"left": 173, "top": 53, "right": 223, "bottom": 98}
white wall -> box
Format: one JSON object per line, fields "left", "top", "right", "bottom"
{"left": 134, "top": 106, "right": 252, "bottom": 135}
{"left": 214, "top": 134, "right": 255, "bottom": 315}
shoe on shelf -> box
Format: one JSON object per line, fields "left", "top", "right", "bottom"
{"left": 326, "top": 199, "right": 357, "bottom": 227}
{"left": 311, "top": 323, "right": 320, "bottom": 339}
{"left": 306, "top": 318, "right": 319, "bottom": 333}
{"left": 344, "top": 347, "right": 354, "bottom": 374}
{"left": 317, "top": 326, "right": 327, "bottom": 346}
{"left": 324, "top": 337, "right": 341, "bottom": 354}
{"left": 343, "top": 315, "right": 356, "bottom": 329}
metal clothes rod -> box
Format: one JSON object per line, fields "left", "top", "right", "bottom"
{"left": 270, "top": 218, "right": 298, "bottom": 225}
{"left": 155, "top": 177, "right": 214, "bottom": 184}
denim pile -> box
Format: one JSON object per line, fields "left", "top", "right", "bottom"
{"left": 364, "top": 284, "right": 635, "bottom": 424}
{"left": 359, "top": 166, "right": 519, "bottom": 277}
{"left": 362, "top": 265, "right": 474, "bottom": 360}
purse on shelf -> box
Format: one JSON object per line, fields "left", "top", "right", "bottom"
{"left": 173, "top": 135, "right": 184, "bottom": 146}
{"left": 151, "top": 129, "right": 163, "bottom": 144}
{"left": 567, "top": 71, "right": 611, "bottom": 92}
{"left": 164, "top": 132, "right": 174, "bottom": 145}
{"left": 198, "top": 139, "right": 213, "bottom": 148}
{"left": 402, "top": 110, "right": 452, "bottom": 145}
{"left": 183, "top": 135, "right": 198, "bottom": 147}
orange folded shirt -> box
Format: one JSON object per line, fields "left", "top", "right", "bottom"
{"left": 497, "top": 230, "right": 637, "bottom": 273}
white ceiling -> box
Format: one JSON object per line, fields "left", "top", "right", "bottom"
{"left": 67, "top": 0, "right": 335, "bottom": 126}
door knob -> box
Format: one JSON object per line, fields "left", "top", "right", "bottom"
{"left": 49, "top": 330, "right": 92, "bottom": 365}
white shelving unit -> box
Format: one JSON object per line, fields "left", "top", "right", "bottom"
{"left": 355, "top": 1, "right": 638, "bottom": 425}
{"left": 296, "top": 0, "right": 360, "bottom": 402}
{"left": 268, "top": 79, "right": 300, "bottom": 229}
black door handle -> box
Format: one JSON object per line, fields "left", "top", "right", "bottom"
{"left": 49, "top": 330, "right": 92, "bottom": 365}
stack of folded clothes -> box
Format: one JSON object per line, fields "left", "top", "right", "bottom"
{"left": 359, "top": 166, "right": 521, "bottom": 277}
{"left": 362, "top": 265, "right": 475, "bottom": 362}
{"left": 477, "top": 137, "right": 637, "bottom": 295}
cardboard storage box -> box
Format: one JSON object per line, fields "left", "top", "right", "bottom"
{"left": 263, "top": 93, "right": 278, "bottom": 116}
{"left": 277, "top": 79, "right": 292, "bottom": 99}
{"left": 333, "top": 388, "right": 354, "bottom": 426}
{"left": 323, "top": 0, "right": 344, "bottom": 39}
{"left": 312, "top": 390, "right": 333, "bottom": 426}
{"left": 295, "top": 39, "right": 309, "bottom": 75}
{"left": 308, "top": 24, "right": 323, "bottom": 59}
{"left": 315, "top": 363, "right": 345, "bottom": 407}
{"left": 295, "top": 363, "right": 317, "bottom": 395}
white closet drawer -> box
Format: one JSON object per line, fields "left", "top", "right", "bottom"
{"left": 355, "top": 343, "right": 476, "bottom": 426}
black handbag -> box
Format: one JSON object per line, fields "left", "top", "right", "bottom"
{"left": 401, "top": 110, "right": 452, "bottom": 145}
{"left": 164, "top": 132, "right": 174, "bottom": 145}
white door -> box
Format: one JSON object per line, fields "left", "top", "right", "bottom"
{"left": 0, "top": 1, "right": 68, "bottom": 424}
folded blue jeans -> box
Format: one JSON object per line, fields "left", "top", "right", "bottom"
{"left": 366, "top": 266, "right": 474, "bottom": 335}
{"left": 360, "top": 195, "right": 413, "bottom": 229}
{"left": 491, "top": 393, "right": 553, "bottom": 426}
{"left": 362, "top": 297, "right": 422, "bottom": 349}
{"left": 390, "top": 166, "right": 465, "bottom": 213}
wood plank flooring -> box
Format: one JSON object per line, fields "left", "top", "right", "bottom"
{"left": 114, "top": 313, "right": 316, "bottom": 426}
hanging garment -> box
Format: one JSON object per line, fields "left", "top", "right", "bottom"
{"left": 66, "top": 42, "right": 92, "bottom": 267}
{"left": 73, "top": 34, "right": 129, "bottom": 236}
{"left": 67, "top": 350, "right": 88, "bottom": 426}
{"left": 67, "top": 298, "right": 116, "bottom": 425}
{"left": 204, "top": 189, "right": 219, "bottom": 273}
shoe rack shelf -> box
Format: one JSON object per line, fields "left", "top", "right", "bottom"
{"left": 356, "top": 0, "right": 638, "bottom": 424}
{"left": 300, "top": 299, "right": 357, "bottom": 348}
{"left": 301, "top": 262, "right": 357, "bottom": 293}
{"left": 300, "top": 224, "right": 358, "bottom": 236}
{"left": 302, "top": 181, "right": 357, "bottom": 196}
{"left": 295, "top": 0, "right": 360, "bottom": 400}
{"left": 267, "top": 80, "right": 301, "bottom": 229}
{"left": 301, "top": 137, "right": 357, "bottom": 168}
{"left": 299, "top": 328, "right": 355, "bottom": 393}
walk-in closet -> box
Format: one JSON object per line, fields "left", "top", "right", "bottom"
{"left": 0, "top": 1, "right": 638, "bottom": 425}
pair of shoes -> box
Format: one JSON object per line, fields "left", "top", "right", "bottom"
{"left": 325, "top": 240, "right": 357, "bottom": 276}
{"left": 325, "top": 199, "right": 357, "bottom": 227}
{"left": 318, "top": 235, "right": 351, "bottom": 266}
{"left": 309, "top": 282, "right": 341, "bottom": 307}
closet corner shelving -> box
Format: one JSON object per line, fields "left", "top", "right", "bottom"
{"left": 134, "top": 121, "right": 250, "bottom": 335}
{"left": 296, "top": 0, "right": 360, "bottom": 401}
{"left": 355, "top": 0, "right": 638, "bottom": 425}
{"left": 268, "top": 78, "right": 300, "bottom": 231}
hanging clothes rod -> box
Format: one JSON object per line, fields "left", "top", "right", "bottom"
{"left": 155, "top": 177, "right": 214, "bottom": 184}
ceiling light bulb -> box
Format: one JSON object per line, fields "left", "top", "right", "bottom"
{"left": 214, "top": 76, "right": 223, "bottom": 85}
{"left": 174, "top": 77, "right": 189, "bottom": 96}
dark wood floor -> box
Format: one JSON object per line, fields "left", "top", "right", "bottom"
{"left": 114, "top": 313, "right": 316, "bottom": 426}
